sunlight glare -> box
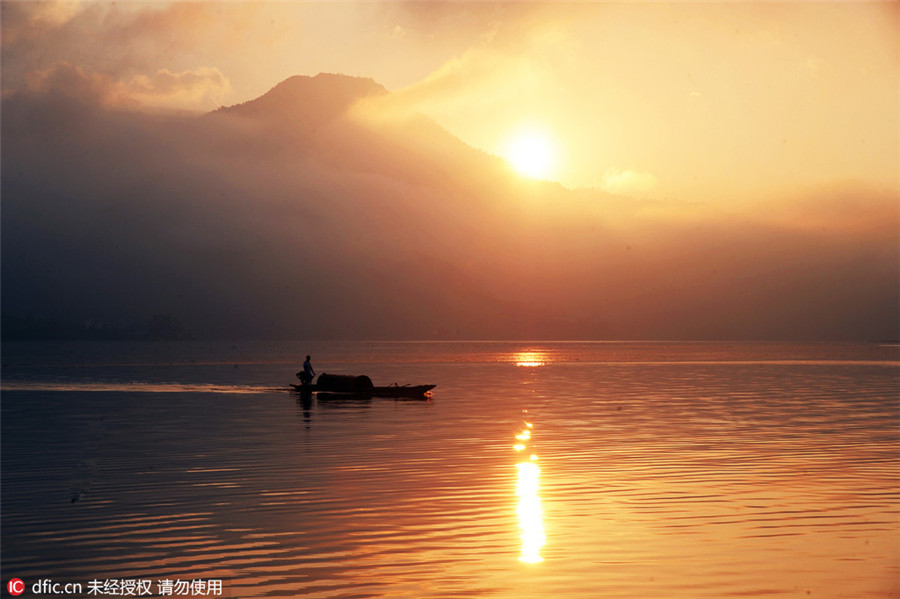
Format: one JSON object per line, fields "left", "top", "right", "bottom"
{"left": 513, "top": 351, "right": 547, "bottom": 368}
{"left": 514, "top": 421, "right": 545, "bottom": 563}
{"left": 505, "top": 130, "right": 556, "bottom": 180}
{"left": 516, "top": 461, "right": 546, "bottom": 563}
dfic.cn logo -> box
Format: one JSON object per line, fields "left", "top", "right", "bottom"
{"left": 7, "top": 579, "right": 25, "bottom": 596}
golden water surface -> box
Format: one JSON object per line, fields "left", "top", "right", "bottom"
{"left": 2, "top": 341, "right": 898, "bottom": 598}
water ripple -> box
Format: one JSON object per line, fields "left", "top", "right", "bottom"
{"left": 2, "top": 343, "right": 898, "bottom": 598}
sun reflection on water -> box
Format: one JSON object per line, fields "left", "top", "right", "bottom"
{"left": 514, "top": 417, "right": 545, "bottom": 563}
{"left": 513, "top": 350, "right": 548, "bottom": 367}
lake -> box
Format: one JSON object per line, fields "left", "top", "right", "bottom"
{"left": 2, "top": 341, "right": 898, "bottom": 598}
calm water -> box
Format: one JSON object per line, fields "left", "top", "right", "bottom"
{"left": 2, "top": 341, "right": 898, "bottom": 598}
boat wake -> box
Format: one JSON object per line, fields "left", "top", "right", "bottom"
{"left": 0, "top": 381, "right": 282, "bottom": 394}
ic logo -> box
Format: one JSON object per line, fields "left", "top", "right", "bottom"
{"left": 7, "top": 579, "right": 25, "bottom": 596}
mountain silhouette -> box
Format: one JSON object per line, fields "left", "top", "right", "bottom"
{"left": 209, "top": 72, "right": 518, "bottom": 196}
{"left": 214, "top": 73, "right": 387, "bottom": 126}
{"left": 2, "top": 72, "right": 897, "bottom": 340}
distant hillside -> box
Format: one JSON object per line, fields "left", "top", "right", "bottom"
{"left": 213, "top": 73, "right": 388, "bottom": 124}
{"left": 2, "top": 72, "right": 897, "bottom": 340}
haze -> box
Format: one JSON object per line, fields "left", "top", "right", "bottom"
{"left": 2, "top": 1, "right": 898, "bottom": 340}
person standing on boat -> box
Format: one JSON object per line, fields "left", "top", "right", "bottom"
{"left": 300, "top": 355, "right": 316, "bottom": 386}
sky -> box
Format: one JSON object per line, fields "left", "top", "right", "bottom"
{"left": 3, "top": 1, "right": 897, "bottom": 198}
{"left": 1, "top": 1, "right": 898, "bottom": 340}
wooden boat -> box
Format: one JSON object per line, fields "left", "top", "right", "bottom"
{"left": 290, "top": 383, "right": 435, "bottom": 398}
{"left": 291, "top": 373, "right": 434, "bottom": 398}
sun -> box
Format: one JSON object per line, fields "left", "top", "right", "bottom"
{"left": 505, "top": 129, "right": 556, "bottom": 180}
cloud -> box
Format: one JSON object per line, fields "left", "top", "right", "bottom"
{"left": 602, "top": 168, "right": 659, "bottom": 196}
{"left": 15, "top": 0, "right": 85, "bottom": 28}
{"left": 388, "top": 48, "right": 541, "bottom": 116}
{"left": 352, "top": 4, "right": 578, "bottom": 124}
{"left": 756, "top": 182, "right": 900, "bottom": 236}
{"left": 353, "top": 22, "right": 572, "bottom": 130}
{"left": 25, "top": 61, "right": 102, "bottom": 96}
{"left": 121, "top": 67, "right": 233, "bottom": 112}
{"left": 24, "top": 61, "right": 232, "bottom": 112}
{"left": 0, "top": 0, "right": 87, "bottom": 45}
{"left": 2, "top": 2, "right": 246, "bottom": 101}
{"left": 3, "top": 72, "right": 897, "bottom": 341}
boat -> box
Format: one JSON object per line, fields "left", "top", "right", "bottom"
{"left": 290, "top": 373, "right": 435, "bottom": 398}
{"left": 290, "top": 384, "right": 435, "bottom": 398}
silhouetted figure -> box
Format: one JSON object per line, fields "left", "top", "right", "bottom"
{"left": 298, "top": 355, "right": 316, "bottom": 387}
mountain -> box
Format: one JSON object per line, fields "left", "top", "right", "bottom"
{"left": 2, "top": 73, "right": 897, "bottom": 340}
{"left": 208, "top": 73, "right": 522, "bottom": 197}
{"left": 215, "top": 73, "right": 388, "bottom": 124}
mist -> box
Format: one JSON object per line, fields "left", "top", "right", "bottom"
{"left": 2, "top": 72, "right": 897, "bottom": 340}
